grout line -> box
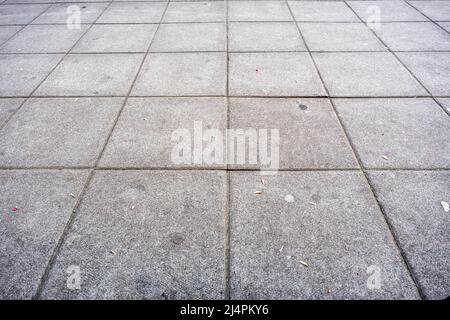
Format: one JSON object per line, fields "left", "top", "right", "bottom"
{"left": 0, "top": 3, "right": 114, "bottom": 133}
{"left": 404, "top": 0, "right": 450, "bottom": 35}
{"left": 344, "top": 0, "right": 450, "bottom": 117}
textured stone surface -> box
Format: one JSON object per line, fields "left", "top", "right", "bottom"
{"left": 368, "top": 170, "right": 450, "bottom": 299}
{"left": 0, "top": 97, "right": 124, "bottom": 167}
{"left": 229, "top": 52, "right": 325, "bottom": 96}
{"left": 0, "top": 25, "right": 21, "bottom": 45}
{"left": 229, "top": 98, "right": 358, "bottom": 169}
{"left": 163, "top": 1, "right": 225, "bottom": 23}
{"left": 132, "top": 53, "right": 226, "bottom": 96}
{"left": 229, "top": 1, "right": 292, "bottom": 22}
{"left": 35, "top": 54, "right": 143, "bottom": 96}
{"left": 98, "top": 2, "right": 167, "bottom": 23}
{"left": 347, "top": 0, "right": 428, "bottom": 22}
{"left": 0, "top": 98, "right": 23, "bottom": 126}
{"left": 313, "top": 52, "right": 427, "bottom": 97}
{"left": 408, "top": 1, "right": 450, "bottom": 21}
{"left": 99, "top": 97, "right": 227, "bottom": 168}
{"left": 41, "top": 170, "right": 227, "bottom": 299}
{"left": 334, "top": 98, "right": 450, "bottom": 169}
{"left": 288, "top": 1, "right": 359, "bottom": 22}
{"left": 0, "top": 170, "right": 89, "bottom": 299}
{"left": 32, "top": 3, "right": 108, "bottom": 24}
{"left": 230, "top": 171, "right": 419, "bottom": 299}
{"left": 0, "top": 4, "right": 49, "bottom": 25}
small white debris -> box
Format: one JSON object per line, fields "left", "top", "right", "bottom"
{"left": 299, "top": 260, "right": 309, "bottom": 267}
{"left": 279, "top": 245, "right": 284, "bottom": 252}
{"left": 131, "top": 205, "right": 135, "bottom": 210}
{"left": 382, "top": 155, "right": 389, "bottom": 160}
{"left": 260, "top": 178, "right": 265, "bottom": 185}
{"left": 284, "top": 194, "right": 294, "bottom": 202}
{"left": 69, "top": 193, "right": 76, "bottom": 198}
{"left": 254, "top": 190, "right": 262, "bottom": 195}
{"left": 286, "top": 255, "right": 291, "bottom": 259}
{"left": 441, "top": 201, "right": 449, "bottom": 212}
{"left": 309, "top": 201, "right": 316, "bottom": 205}
{"left": 143, "top": 118, "right": 148, "bottom": 121}
{"left": 110, "top": 250, "right": 116, "bottom": 255}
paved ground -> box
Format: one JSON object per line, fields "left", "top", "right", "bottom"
{"left": 0, "top": 0, "right": 449, "bottom": 300}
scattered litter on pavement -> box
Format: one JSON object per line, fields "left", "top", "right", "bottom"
{"left": 260, "top": 178, "right": 265, "bottom": 185}
{"left": 131, "top": 205, "right": 135, "bottom": 210}
{"left": 286, "top": 255, "right": 291, "bottom": 259}
{"left": 441, "top": 201, "right": 449, "bottom": 212}
{"left": 143, "top": 118, "right": 148, "bottom": 121}
{"left": 284, "top": 194, "right": 294, "bottom": 202}
{"left": 11, "top": 207, "right": 18, "bottom": 212}
{"left": 299, "top": 260, "right": 309, "bottom": 267}
{"left": 309, "top": 201, "right": 316, "bottom": 205}
{"left": 254, "top": 190, "right": 262, "bottom": 195}
{"left": 296, "top": 101, "right": 308, "bottom": 110}
{"left": 279, "top": 245, "right": 284, "bottom": 252}
{"left": 110, "top": 250, "right": 116, "bottom": 255}
{"left": 382, "top": 155, "right": 389, "bottom": 160}
{"left": 70, "top": 193, "right": 76, "bottom": 198}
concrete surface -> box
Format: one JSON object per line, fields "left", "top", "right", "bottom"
{"left": 0, "top": 0, "right": 449, "bottom": 300}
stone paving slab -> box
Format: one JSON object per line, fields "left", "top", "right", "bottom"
{"left": 347, "top": 0, "right": 428, "bottom": 22}
{"left": 288, "top": 1, "right": 359, "bottom": 22}
{"left": 31, "top": 3, "right": 108, "bottom": 24}
{"left": 229, "top": 22, "right": 305, "bottom": 52}
{"left": 72, "top": 24, "right": 158, "bottom": 53}
{"left": 228, "top": 1, "right": 292, "bottom": 22}
{"left": 229, "top": 52, "right": 325, "bottom": 96}
{"left": 334, "top": 98, "right": 450, "bottom": 169}
{"left": 230, "top": 171, "right": 419, "bottom": 299}
{"left": 0, "top": 97, "right": 124, "bottom": 167}
{"left": 396, "top": 52, "right": 450, "bottom": 96}
{"left": 0, "top": 4, "right": 50, "bottom": 25}
{"left": 150, "top": 23, "right": 226, "bottom": 52}
{"left": 35, "top": 54, "right": 143, "bottom": 96}
{"left": 298, "top": 22, "right": 386, "bottom": 52}
{"left": 313, "top": 52, "right": 427, "bottom": 97}
{"left": 0, "top": 24, "right": 88, "bottom": 53}
{"left": 408, "top": 0, "right": 450, "bottom": 21}
{"left": 99, "top": 97, "right": 227, "bottom": 168}
{"left": 40, "top": 170, "right": 226, "bottom": 299}
{"left": 97, "top": 2, "right": 167, "bottom": 24}
{"left": 0, "top": 25, "right": 21, "bottom": 45}
{"left": 0, "top": 169, "right": 89, "bottom": 299}
{"left": 163, "top": 1, "right": 225, "bottom": 23}
{"left": 0, "top": 54, "right": 63, "bottom": 96}
{"left": 131, "top": 53, "right": 226, "bottom": 96}
{"left": 228, "top": 98, "right": 358, "bottom": 169}
{"left": 0, "top": 98, "right": 24, "bottom": 126}
{"left": 373, "top": 22, "right": 450, "bottom": 51}
{"left": 368, "top": 170, "right": 450, "bottom": 299}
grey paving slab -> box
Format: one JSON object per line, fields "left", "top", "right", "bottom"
{"left": 0, "top": 169, "right": 89, "bottom": 299}
{"left": 368, "top": 170, "right": 450, "bottom": 299}
{"left": 0, "top": 24, "right": 88, "bottom": 53}
{"left": 229, "top": 171, "right": 419, "bottom": 299}
{"left": 228, "top": 1, "right": 292, "bottom": 22}
{"left": 131, "top": 53, "right": 226, "bottom": 96}
{"left": 288, "top": 1, "right": 359, "bottom": 22}
{"left": 73, "top": 24, "right": 158, "bottom": 53}
{"left": 229, "top": 52, "right": 325, "bottom": 96}
{"left": 298, "top": 22, "right": 386, "bottom": 51}
{"left": 373, "top": 22, "right": 450, "bottom": 51}
{"left": 32, "top": 3, "right": 108, "bottom": 24}
{"left": 35, "top": 54, "right": 143, "bottom": 96}
{"left": 97, "top": 2, "right": 167, "bottom": 24}
{"left": 0, "top": 97, "right": 123, "bottom": 167}
{"left": 396, "top": 52, "right": 450, "bottom": 96}
{"left": 334, "top": 98, "right": 450, "bottom": 169}
{"left": 0, "top": 54, "right": 63, "bottom": 96}
{"left": 0, "top": 98, "right": 24, "bottom": 126}
{"left": 0, "top": 4, "right": 49, "bottom": 25}
{"left": 437, "top": 98, "right": 450, "bottom": 113}
{"left": 163, "top": 1, "right": 225, "bottom": 22}
{"left": 229, "top": 98, "right": 358, "bottom": 169}
{"left": 41, "top": 170, "right": 226, "bottom": 299}
{"left": 99, "top": 97, "right": 227, "bottom": 168}
{"left": 229, "top": 22, "right": 305, "bottom": 52}
{"left": 150, "top": 23, "right": 225, "bottom": 52}
{"left": 313, "top": 52, "right": 427, "bottom": 97}
{"left": 0, "top": 25, "right": 21, "bottom": 45}
{"left": 347, "top": 0, "right": 428, "bottom": 22}
{"left": 438, "top": 21, "right": 450, "bottom": 32}
{"left": 408, "top": 0, "right": 450, "bottom": 21}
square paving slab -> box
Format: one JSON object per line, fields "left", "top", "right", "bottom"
{"left": 73, "top": 24, "right": 158, "bottom": 53}
{"left": 228, "top": 98, "right": 357, "bottom": 169}
{"left": 0, "top": 97, "right": 124, "bottom": 167}
{"left": 229, "top": 22, "right": 305, "bottom": 52}
{"left": 0, "top": 4, "right": 50, "bottom": 25}
{"left": 313, "top": 52, "right": 427, "bottom": 97}
{"left": 163, "top": 1, "right": 225, "bottom": 23}
{"left": 408, "top": 1, "right": 450, "bottom": 21}
{"left": 150, "top": 23, "right": 226, "bottom": 52}
{"left": 288, "top": 1, "right": 359, "bottom": 22}
{"left": 0, "top": 98, "right": 23, "bottom": 126}
{"left": 368, "top": 170, "right": 450, "bottom": 299}
{"left": 0, "top": 24, "right": 88, "bottom": 53}
{"left": 132, "top": 53, "right": 226, "bottom": 96}
{"left": 0, "top": 25, "right": 21, "bottom": 45}
{"left": 228, "top": 1, "right": 292, "bottom": 22}
{"left": 298, "top": 22, "right": 386, "bottom": 52}
{"left": 0, "top": 169, "right": 89, "bottom": 299}
{"left": 334, "top": 98, "right": 450, "bottom": 169}
{"left": 229, "top": 52, "right": 325, "bottom": 96}
{"left": 40, "top": 170, "right": 227, "bottom": 299}
{"left": 98, "top": 2, "right": 167, "bottom": 24}
{"left": 99, "top": 97, "right": 227, "bottom": 168}
{"left": 347, "top": 0, "right": 428, "bottom": 22}
{"left": 35, "top": 54, "right": 143, "bottom": 96}
{"left": 32, "top": 3, "right": 108, "bottom": 24}
{"left": 0, "top": 54, "right": 63, "bottom": 96}
{"left": 229, "top": 171, "right": 419, "bottom": 299}
{"left": 396, "top": 52, "right": 450, "bottom": 96}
